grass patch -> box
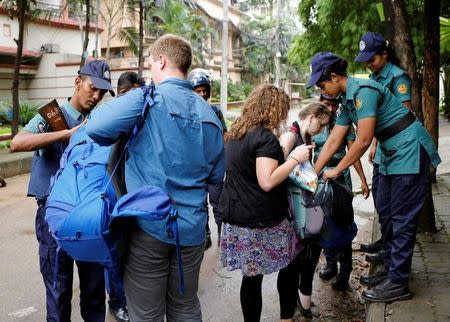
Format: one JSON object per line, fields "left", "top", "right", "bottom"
{"left": 0, "top": 140, "right": 10, "bottom": 150}
{"left": 0, "top": 126, "right": 11, "bottom": 135}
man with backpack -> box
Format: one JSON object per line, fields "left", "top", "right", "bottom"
{"left": 86, "top": 34, "right": 225, "bottom": 321}
{"left": 10, "top": 59, "right": 115, "bottom": 322}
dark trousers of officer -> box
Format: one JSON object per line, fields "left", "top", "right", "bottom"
{"left": 35, "top": 199, "right": 106, "bottom": 322}
{"left": 375, "top": 147, "right": 430, "bottom": 284}
{"left": 205, "top": 183, "right": 223, "bottom": 237}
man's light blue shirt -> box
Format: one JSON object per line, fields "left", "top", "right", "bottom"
{"left": 86, "top": 78, "right": 225, "bottom": 246}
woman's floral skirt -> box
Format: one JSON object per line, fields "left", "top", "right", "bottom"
{"left": 219, "top": 218, "right": 298, "bottom": 276}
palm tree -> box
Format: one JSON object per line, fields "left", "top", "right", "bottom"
{"left": 147, "top": 0, "right": 215, "bottom": 66}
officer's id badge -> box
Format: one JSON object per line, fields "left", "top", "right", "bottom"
{"left": 36, "top": 120, "right": 48, "bottom": 133}
{"left": 359, "top": 40, "right": 366, "bottom": 51}
{"left": 355, "top": 99, "right": 363, "bottom": 110}
{"left": 397, "top": 83, "right": 408, "bottom": 94}
{"left": 336, "top": 106, "right": 342, "bottom": 117}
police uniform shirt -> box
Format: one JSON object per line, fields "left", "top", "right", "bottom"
{"left": 370, "top": 62, "right": 411, "bottom": 165}
{"left": 370, "top": 62, "right": 411, "bottom": 103}
{"left": 336, "top": 77, "right": 440, "bottom": 175}
{"left": 313, "top": 114, "right": 355, "bottom": 189}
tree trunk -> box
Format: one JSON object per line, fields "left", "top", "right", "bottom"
{"left": 138, "top": 0, "right": 145, "bottom": 78}
{"left": 11, "top": 2, "right": 26, "bottom": 137}
{"left": 80, "top": 0, "right": 91, "bottom": 68}
{"left": 417, "top": 0, "right": 440, "bottom": 233}
{"left": 422, "top": 0, "right": 439, "bottom": 161}
{"left": 106, "top": 24, "right": 112, "bottom": 61}
{"left": 382, "top": 0, "right": 423, "bottom": 121}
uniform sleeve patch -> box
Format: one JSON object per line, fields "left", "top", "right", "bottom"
{"left": 36, "top": 121, "right": 49, "bottom": 133}
{"left": 397, "top": 83, "right": 408, "bottom": 94}
{"left": 355, "top": 99, "right": 363, "bottom": 110}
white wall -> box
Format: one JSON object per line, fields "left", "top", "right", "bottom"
{"left": 23, "top": 23, "right": 98, "bottom": 55}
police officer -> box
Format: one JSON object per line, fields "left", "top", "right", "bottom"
{"left": 10, "top": 59, "right": 115, "bottom": 321}
{"left": 306, "top": 52, "right": 441, "bottom": 303}
{"left": 187, "top": 68, "right": 228, "bottom": 249}
{"left": 315, "top": 95, "right": 370, "bottom": 291}
{"left": 355, "top": 31, "right": 413, "bottom": 285}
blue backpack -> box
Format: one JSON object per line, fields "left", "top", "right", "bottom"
{"left": 45, "top": 84, "right": 185, "bottom": 296}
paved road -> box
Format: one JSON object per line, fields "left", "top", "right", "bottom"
{"left": 0, "top": 173, "right": 373, "bottom": 322}
{"left": 1, "top": 112, "right": 447, "bottom": 321}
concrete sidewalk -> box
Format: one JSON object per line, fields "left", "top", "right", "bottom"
{"left": 383, "top": 174, "right": 450, "bottom": 322}
{"left": 367, "top": 175, "right": 450, "bottom": 322}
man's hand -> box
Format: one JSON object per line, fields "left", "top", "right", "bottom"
{"left": 360, "top": 180, "right": 370, "bottom": 199}
{"left": 290, "top": 145, "right": 314, "bottom": 164}
{"left": 368, "top": 145, "right": 377, "bottom": 165}
{"left": 65, "top": 120, "right": 87, "bottom": 141}
{"left": 323, "top": 168, "right": 341, "bottom": 180}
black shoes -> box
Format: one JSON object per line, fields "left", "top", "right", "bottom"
{"left": 360, "top": 270, "right": 388, "bottom": 287}
{"left": 360, "top": 238, "right": 383, "bottom": 253}
{"left": 319, "top": 263, "right": 337, "bottom": 281}
{"left": 217, "top": 224, "right": 222, "bottom": 247}
{"left": 204, "top": 236, "right": 212, "bottom": 250}
{"left": 361, "top": 278, "right": 411, "bottom": 303}
{"left": 365, "top": 250, "right": 385, "bottom": 265}
{"left": 331, "top": 274, "right": 349, "bottom": 291}
{"left": 109, "top": 306, "right": 129, "bottom": 322}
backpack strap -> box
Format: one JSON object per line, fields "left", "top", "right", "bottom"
{"left": 166, "top": 206, "right": 184, "bottom": 295}
{"left": 105, "top": 83, "right": 156, "bottom": 189}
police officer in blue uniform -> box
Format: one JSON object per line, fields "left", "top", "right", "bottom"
{"left": 188, "top": 68, "right": 227, "bottom": 249}
{"left": 314, "top": 95, "right": 370, "bottom": 291}
{"left": 355, "top": 31, "right": 414, "bottom": 285}
{"left": 10, "top": 60, "right": 115, "bottom": 321}
{"left": 306, "top": 52, "right": 441, "bottom": 303}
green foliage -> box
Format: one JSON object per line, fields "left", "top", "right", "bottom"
{"left": 441, "top": 17, "right": 450, "bottom": 54}
{"left": 145, "top": 0, "right": 216, "bottom": 66}
{"left": 117, "top": 27, "right": 140, "bottom": 56}
{"left": 441, "top": 17, "right": 450, "bottom": 117}
{"left": 288, "top": 0, "right": 425, "bottom": 72}
{"left": 210, "top": 81, "right": 254, "bottom": 102}
{"left": 0, "top": 140, "right": 11, "bottom": 150}
{"left": 239, "top": 3, "right": 306, "bottom": 82}
{"left": 0, "top": 100, "right": 40, "bottom": 126}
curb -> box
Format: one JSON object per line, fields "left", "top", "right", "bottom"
{"left": 0, "top": 152, "right": 33, "bottom": 179}
{"left": 364, "top": 212, "right": 386, "bottom": 322}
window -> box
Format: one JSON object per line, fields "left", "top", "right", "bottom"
{"left": 3, "top": 24, "right": 11, "bottom": 37}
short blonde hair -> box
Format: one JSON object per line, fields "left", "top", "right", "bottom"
{"left": 150, "top": 34, "right": 192, "bottom": 74}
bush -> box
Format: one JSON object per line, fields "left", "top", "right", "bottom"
{"left": 211, "top": 81, "right": 254, "bottom": 103}
{"left": 0, "top": 100, "right": 40, "bottom": 126}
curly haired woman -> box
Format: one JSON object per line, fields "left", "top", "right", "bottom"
{"left": 217, "top": 84, "right": 315, "bottom": 322}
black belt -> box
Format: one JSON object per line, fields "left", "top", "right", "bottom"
{"left": 377, "top": 112, "right": 416, "bottom": 142}
{"left": 313, "top": 157, "right": 341, "bottom": 168}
